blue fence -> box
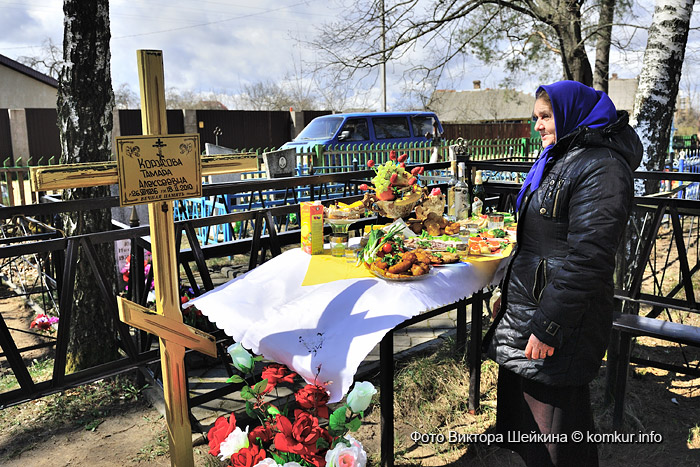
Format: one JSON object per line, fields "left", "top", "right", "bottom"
{"left": 676, "top": 152, "right": 700, "bottom": 200}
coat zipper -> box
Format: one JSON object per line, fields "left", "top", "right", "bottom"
{"left": 532, "top": 257, "right": 547, "bottom": 303}
{"left": 552, "top": 179, "right": 564, "bottom": 217}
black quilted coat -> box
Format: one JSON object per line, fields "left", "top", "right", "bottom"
{"left": 487, "top": 111, "right": 643, "bottom": 386}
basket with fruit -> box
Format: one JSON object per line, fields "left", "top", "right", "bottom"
{"left": 358, "top": 151, "right": 430, "bottom": 219}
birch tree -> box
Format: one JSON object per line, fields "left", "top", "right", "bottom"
{"left": 630, "top": 0, "right": 695, "bottom": 195}
{"left": 311, "top": 0, "right": 632, "bottom": 99}
{"left": 57, "top": 0, "right": 118, "bottom": 371}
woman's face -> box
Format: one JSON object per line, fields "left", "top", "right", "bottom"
{"left": 533, "top": 98, "right": 556, "bottom": 148}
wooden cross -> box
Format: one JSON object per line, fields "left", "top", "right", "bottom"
{"left": 30, "top": 50, "right": 258, "bottom": 467}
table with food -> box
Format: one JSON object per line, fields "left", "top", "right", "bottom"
{"left": 189, "top": 154, "right": 516, "bottom": 402}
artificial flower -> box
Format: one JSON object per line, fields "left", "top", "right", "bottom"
{"left": 325, "top": 435, "right": 367, "bottom": 467}
{"left": 230, "top": 444, "right": 266, "bottom": 467}
{"left": 346, "top": 382, "right": 376, "bottom": 413}
{"left": 208, "top": 412, "right": 237, "bottom": 456}
{"left": 295, "top": 384, "right": 330, "bottom": 419}
{"left": 29, "top": 314, "right": 59, "bottom": 332}
{"left": 207, "top": 358, "right": 369, "bottom": 467}
{"left": 219, "top": 426, "right": 250, "bottom": 460}
{"left": 249, "top": 421, "right": 275, "bottom": 445}
{"left": 252, "top": 459, "right": 278, "bottom": 467}
{"left": 261, "top": 363, "right": 296, "bottom": 392}
{"left": 228, "top": 342, "right": 254, "bottom": 373}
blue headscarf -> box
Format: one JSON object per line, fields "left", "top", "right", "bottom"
{"left": 515, "top": 80, "right": 618, "bottom": 210}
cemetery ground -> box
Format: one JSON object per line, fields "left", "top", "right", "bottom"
{"left": 1, "top": 231, "right": 700, "bottom": 466}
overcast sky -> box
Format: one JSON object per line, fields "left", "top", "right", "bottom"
{"left": 1, "top": 0, "right": 699, "bottom": 110}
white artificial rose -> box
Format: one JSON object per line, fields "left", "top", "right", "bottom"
{"left": 227, "top": 342, "right": 254, "bottom": 373}
{"left": 253, "top": 459, "right": 279, "bottom": 467}
{"left": 325, "top": 435, "right": 367, "bottom": 467}
{"left": 346, "top": 381, "right": 377, "bottom": 413}
{"left": 218, "top": 426, "right": 249, "bottom": 460}
{"left": 282, "top": 463, "right": 303, "bottom": 467}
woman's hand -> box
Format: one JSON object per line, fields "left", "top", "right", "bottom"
{"left": 525, "top": 334, "right": 555, "bottom": 360}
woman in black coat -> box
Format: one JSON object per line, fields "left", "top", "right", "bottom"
{"left": 486, "top": 80, "right": 643, "bottom": 466}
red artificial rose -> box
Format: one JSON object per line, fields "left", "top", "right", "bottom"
{"left": 292, "top": 410, "right": 323, "bottom": 446}
{"left": 181, "top": 296, "right": 189, "bottom": 304}
{"left": 274, "top": 415, "right": 307, "bottom": 456}
{"left": 207, "top": 412, "right": 237, "bottom": 456}
{"left": 249, "top": 421, "right": 275, "bottom": 445}
{"left": 367, "top": 159, "right": 375, "bottom": 168}
{"left": 295, "top": 384, "right": 330, "bottom": 419}
{"left": 274, "top": 411, "right": 328, "bottom": 465}
{"left": 230, "top": 444, "right": 266, "bottom": 467}
{"left": 398, "top": 153, "right": 408, "bottom": 162}
{"left": 389, "top": 150, "right": 397, "bottom": 160}
{"left": 261, "top": 363, "right": 296, "bottom": 393}
{"left": 358, "top": 184, "right": 369, "bottom": 191}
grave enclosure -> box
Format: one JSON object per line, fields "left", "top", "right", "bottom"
{"left": 1, "top": 51, "right": 700, "bottom": 466}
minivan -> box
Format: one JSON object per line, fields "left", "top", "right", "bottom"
{"left": 281, "top": 111, "right": 444, "bottom": 151}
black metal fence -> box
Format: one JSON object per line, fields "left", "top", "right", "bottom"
{"left": 1, "top": 162, "right": 698, "bottom": 435}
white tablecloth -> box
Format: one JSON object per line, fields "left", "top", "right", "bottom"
{"left": 190, "top": 248, "right": 504, "bottom": 402}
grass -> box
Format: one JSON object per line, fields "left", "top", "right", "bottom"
{"left": 0, "top": 357, "right": 53, "bottom": 392}
{"left": 135, "top": 426, "right": 170, "bottom": 462}
{"left": 688, "top": 425, "right": 700, "bottom": 449}
{"left": 376, "top": 338, "right": 500, "bottom": 463}
{"left": 0, "top": 373, "right": 147, "bottom": 439}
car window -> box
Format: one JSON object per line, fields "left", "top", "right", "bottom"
{"left": 295, "top": 116, "right": 344, "bottom": 140}
{"left": 338, "top": 118, "right": 370, "bottom": 142}
{"left": 411, "top": 116, "right": 434, "bottom": 138}
{"left": 372, "top": 117, "right": 411, "bottom": 139}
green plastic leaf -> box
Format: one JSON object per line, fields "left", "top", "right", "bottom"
{"left": 253, "top": 379, "right": 269, "bottom": 395}
{"left": 346, "top": 417, "right": 362, "bottom": 432}
{"left": 226, "top": 374, "right": 245, "bottom": 384}
{"left": 267, "top": 405, "right": 281, "bottom": 416}
{"left": 316, "top": 436, "right": 330, "bottom": 450}
{"left": 329, "top": 406, "right": 347, "bottom": 431}
{"left": 245, "top": 401, "right": 256, "bottom": 419}
{"left": 240, "top": 386, "right": 254, "bottom": 400}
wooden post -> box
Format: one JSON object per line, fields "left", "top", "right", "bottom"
{"left": 136, "top": 49, "right": 197, "bottom": 467}
{"left": 29, "top": 49, "right": 257, "bottom": 467}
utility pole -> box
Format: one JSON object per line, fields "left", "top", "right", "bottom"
{"left": 380, "top": 0, "right": 387, "bottom": 111}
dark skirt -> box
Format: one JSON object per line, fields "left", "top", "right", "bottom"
{"left": 496, "top": 367, "right": 599, "bottom": 467}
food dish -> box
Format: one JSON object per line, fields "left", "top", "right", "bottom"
{"left": 423, "top": 250, "right": 461, "bottom": 265}
{"left": 369, "top": 264, "right": 433, "bottom": 281}
{"left": 468, "top": 236, "right": 510, "bottom": 256}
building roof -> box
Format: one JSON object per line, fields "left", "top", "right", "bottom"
{"left": 428, "top": 88, "right": 535, "bottom": 123}
{"left": 0, "top": 53, "right": 58, "bottom": 88}
{"left": 606, "top": 77, "right": 638, "bottom": 114}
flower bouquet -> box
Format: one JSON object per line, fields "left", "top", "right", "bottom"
{"left": 359, "top": 150, "right": 426, "bottom": 219}
{"left": 30, "top": 313, "right": 59, "bottom": 333}
{"left": 207, "top": 343, "right": 375, "bottom": 467}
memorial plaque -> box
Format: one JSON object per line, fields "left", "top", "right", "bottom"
{"left": 116, "top": 133, "right": 201, "bottom": 206}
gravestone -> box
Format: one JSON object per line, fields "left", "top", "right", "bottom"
{"left": 262, "top": 148, "right": 296, "bottom": 179}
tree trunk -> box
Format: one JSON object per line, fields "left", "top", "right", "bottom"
{"left": 551, "top": 3, "right": 593, "bottom": 86}
{"left": 593, "top": 0, "right": 616, "bottom": 92}
{"left": 631, "top": 0, "right": 695, "bottom": 194}
{"left": 57, "top": 0, "right": 118, "bottom": 372}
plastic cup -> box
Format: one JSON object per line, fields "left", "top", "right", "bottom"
{"left": 330, "top": 233, "right": 348, "bottom": 257}
{"left": 488, "top": 213, "right": 505, "bottom": 230}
